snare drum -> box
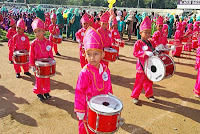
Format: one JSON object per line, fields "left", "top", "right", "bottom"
{"left": 144, "top": 54, "right": 175, "bottom": 82}
{"left": 103, "top": 47, "right": 118, "bottom": 62}
{"left": 115, "top": 39, "right": 125, "bottom": 47}
{"left": 88, "top": 94, "right": 123, "bottom": 133}
{"left": 52, "top": 35, "right": 63, "bottom": 44}
{"left": 13, "top": 50, "right": 29, "bottom": 64}
{"left": 35, "top": 58, "right": 56, "bottom": 78}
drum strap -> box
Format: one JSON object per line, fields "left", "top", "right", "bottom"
{"left": 139, "top": 60, "right": 144, "bottom": 71}
{"left": 141, "top": 39, "right": 155, "bottom": 52}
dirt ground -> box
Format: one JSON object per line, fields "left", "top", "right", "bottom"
{"left": 0, "top": 35, "right": 200, "bottom": 134}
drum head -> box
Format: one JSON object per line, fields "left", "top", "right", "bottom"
{"left": 89, "top": 94, "right": 123, "bottom": 114}
{"left": 53, "top": 35, "right": 63, "bottom": 38}
{"left": 144, "top": 56, "right": 165, "bottom": 82}
{"left": 35, "top": 58, "right": 56, "bottom": 66}
{"left": 104, "top": 47, "right": 118, "bottom": 53}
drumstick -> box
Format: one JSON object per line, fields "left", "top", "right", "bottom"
{"left": 114, "top": 104, "right": 119, "bottom": 110}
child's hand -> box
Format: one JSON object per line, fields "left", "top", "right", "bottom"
{"left": 145, "top": 51, "right": 154, "bottom": 57}
{"left": 76, "top": 112, "right": 85, "bottom": 120}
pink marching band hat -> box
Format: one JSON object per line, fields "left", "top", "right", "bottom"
{"left": 81, "top": 14, "right": 90, "bottom": 23}
{"left": 112, "top": 18, "right": 118, "bottom": 25}
{"left": 51, "top": 13, "right": 57, "bottom": 19}
{"left": 31, "top": 18, "right": 45, "bottom": 31}
{"left": 182, "top": 21, "right": 187, "bottom": 26}
{"left": 140, "top": 16, "right": 152, "bottom": 32}
{"left": 156, "top": 16, "right": 164, "bottom": 25}
{"left": 83, "top": 26, "right": 103, "bottom": 52}
{"left": 10, "top": 18, "right": 15, "bottom": 26}
{"left": 162, "top": 24, "right": 168, "bottom": 32}
{"left": 16, "top": 19, "right": 25, "bottom": 29}
{"left": 100, "top": 11, "right": 110, "bottom": 23}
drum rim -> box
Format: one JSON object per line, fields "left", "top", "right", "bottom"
{"left": 13, "top": 50, "right": 29, "bottom": 56}
{"left": 36, "top": 73, "right": 56, "bottom": 78}
{"left": 88, "top": 94, "right": 123, "bottom": 115}
{"left": 35, "top": 58, "right": 56, "bottom": 67}
{"left": 104, "top": 47, "right": 118, "bottom": 53}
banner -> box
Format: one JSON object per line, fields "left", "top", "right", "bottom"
{"left": 178, "top": 0, "right": 200, "bottom": 5}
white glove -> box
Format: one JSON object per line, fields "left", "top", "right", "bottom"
{"left": 155, "top": 44, "right": 164, "bottom": 51}
{"left": 31, "top": 66, "right": 36, "bottom": 72}
{"left": 171, "top": 45, "right": 176, "bottom": 51}
{"left": 145, "top": 51, "right": 154, "bottom": 57}
{"left": 76, "top": 112, "right": 85, "bottom": 120}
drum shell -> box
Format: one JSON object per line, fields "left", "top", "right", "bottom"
{"left": 35, "top": 58, "right": 56, "bottom": 78}
{"left": 87, "top": 94, "right": 123, "bottom": 133}
{"left": 88, "top": 108, "right": 121, "bottom": 133}
{"left": 115, "top": 39, "right": 125, "bottom": 47}
{"left": 13, "top": 50, "right": 29, "bottom": 64}
{"left": 103, "top": 48, "right": 118, "bottom": 62}
{"left": 52, "top": 35, "right": 62, "bottom": 44}
{"left": 159, "top": 55, "right": 175, "bottom": 78}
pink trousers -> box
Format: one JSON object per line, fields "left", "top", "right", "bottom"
{"left": 79, "top": 120, "right": 95, "bottom": 134}
{"left": 52, "top": 43, "right": 58, "bottom": 54}
{"left": 14, "top": 63, "right": 29, "bottom": 73}
{"left": 131, "top": 72, "right": 153, "bottom": 98}
{"left": 194, "top": 68, "right": 200, "bottom": 96}
{"left": 79, "top": 49, "right": 88, "bottom": 68}
{"left": 33, "top": 76, "right": 50, "bottom": 95}
{"left": 9, "top": 47, "right": 13, "bottom": 61}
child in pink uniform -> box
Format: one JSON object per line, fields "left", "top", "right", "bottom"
{"left": 6, "top": 18, "right": 16, "bottom": 64}
{"left": 13, "top": 19, "right": 31, "bottom": 78}
{"left": 30, "top": 18, "right": 54, "bottom": 101}
{"left": 192, "top": 21, "right": 200, "bottom": 49}
{"left": 74, "top": 27, "right": 113, "bottom": 134}
{"left": 172, "top": 22, "right": 183, "bottom": 57}
{"left": 49, "top": 13, "right": 61, "bottom": 56}
{"left": 97, "top": 11, "right": 112, "bottom": 67}
{"left": 183, "top": 23, "right": 193, "bottom": 51}
{"left": 111, "top": 18, "right": 120, "bottom": 58}
{"left": 152, "top": 16, "right": 169, "bottom": 54}
{"left": 193, "top": 37, "right": 200, "bottom": 98}
{"left": 75, "top": 14, "right": 90, "bottom": 68}
{"left": 131, "top": 16, "right": 157, "bottom": 104}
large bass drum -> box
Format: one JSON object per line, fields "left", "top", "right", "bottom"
{"left": 144, "top": 54, "right": 175, "bottom": 82}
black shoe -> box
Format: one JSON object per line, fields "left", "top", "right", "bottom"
{"left": 16, "top": 73, "right": 21, "bottom": 78}
{"left": 9, "top": 61, "right": 13, "bottom": 64}
{"left": 37, "top": 94, "right": 45, "bottom": 101}
{"left": 44, "top": 93, "right": 51, "bottom": 99}
{"left": 24, "top": 72, "right": 31, "bottom": 76}
{"left": 148, "top": 96, "right": 156, "bottom": 102}
{"left": 56, "top": 52, "right": 61, "bottom": 56}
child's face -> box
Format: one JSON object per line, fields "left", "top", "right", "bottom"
{"left": 120, "top": 16, "right": 123, "bottom": 21}
{"left": 51, "top": 18, "right": 57, "bottom": 24}
{"left": 113, "top": 24, "right": 118, "bottom": 29}
{"left": 156, "top": 24, "right": 163, "bottom": 31}
{"left": 100, "top": 22, "right": 108, "bottom": 30}
{"left": 85, "top": 49, "right": 105, "bottom": 68}
{"left": 34, "top": 28, "right": 45, "bottom": 40}
{"left": 82, "top": 22, "right": 89, "bottom": 29}
{"left": 16, "top": 27, "right": 24, "bottom": 35}
{"left": 140, "top": 29, "right": 151, "bottom": 40}
{"left": 11, "top": 23, "right": 16, "bottom": 29}
{"left": 164, "top": 29, "right": 168, "bottom": 34}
